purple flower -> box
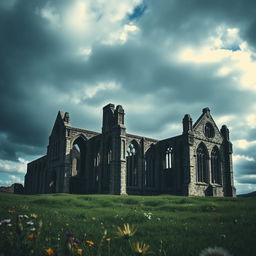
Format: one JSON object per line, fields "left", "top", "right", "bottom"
{"left": 74, "top": 238, "right": 81, "bottom": 244}
{"left": 66, "top": 231, "right": 74, "bottom": 237}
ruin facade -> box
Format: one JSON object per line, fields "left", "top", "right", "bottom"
{"left": 24, "top": 104, "right": 236, "bottom": 197}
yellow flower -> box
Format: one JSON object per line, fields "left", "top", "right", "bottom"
{"left": 91, "top": 217, "right": 96, "bottom": 221}
{"left": 106, "top": 237, "right": 111, "bottom": 242}
{"left": 27, "top": 234, "right": 36, "bottom": 240}
{"left": 132, "top": 242, "right": 150, "bottom": 255}
{"left": 85, "top": 240, "right": 95, "bottom": 247}
{"left": 30, "top": 213, "right": 38, "bottom": 218}
{"left": 45, "top": 248, "right": 55, "bottom": 256}
{"left": 76, "top": 248, "right": 83, "bottom": 255}
{"left": 116, "top": 223, "right": 137, "bottom": 239}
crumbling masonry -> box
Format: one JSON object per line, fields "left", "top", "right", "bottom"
{"left": 24, "top": 104, "right": 236, "bottom": 196}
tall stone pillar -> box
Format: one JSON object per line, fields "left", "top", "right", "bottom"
{"left": 182, "top": 114, "right": 195, "bottom": 195}
{"left": 221, "top": 125, "right": 236, "bottom": 197}
{"left": 102, "top": 104, "right": 127, "bottom": 195}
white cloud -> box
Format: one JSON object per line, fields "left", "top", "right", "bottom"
{"left": 64, "top": 1, "right": 92, "bottom": 34}
{"left": 179, "top": 26, "right": 256, "bottom": 91}
{"left": 233, "top": 154, "right": 255, "bottom": 163}
{"left": 0, "top": 158, "right": 28, "bottom": 175}
{"left": 37, "top": 0, "right": 142, "bottom": 46}
{"left": 124, "top": 24, "right": 138, "bottom": 32}
{"left": 234, "top": 181, "right": 256, "bottom": 195}
{"left": 245, "top": 114, "right": 256, "bottom": 129}
{"left": 38, "top": 2, "right": 60, "bottom": 27}
{"left": 83, "top": 81, "right": 120, "bottom": 99}
{"left": 0, "top": 175, "right": 23, "bottom": 187}
{"left": 78, "top": 47, "right": 92, "bottom": 57}
{"left": 216, "top": 115, "right": 235, "bottom": 125}
{"left": 233, "top": 139, "right": 256, "bottom": 150}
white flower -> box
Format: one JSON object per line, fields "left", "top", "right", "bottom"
{"left": 26, "top": 221, "right": 34, "bottom": 225}
{"left": 24, "top": 215, "right": 29, "bottom": 219}
{"left": 30, "top": 227, "right": 36, "bottom": 231}
{"left": 7, "top": 224, "right": 12, "bottom": 227}
{"left": 1, "top": 219, "right": 11, "bottom": 224}
{"left": 199, "top": 246, "right": 232, "bottom": 256}
{"left": 143, "top": 212, "right": 152, "bottom": 220}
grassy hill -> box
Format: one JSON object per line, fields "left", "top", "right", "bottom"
{"left": 238, "top": 191, "right": 256, "bottom": 197}
{"left": 0, "top": 193, "right": 255, "bottom": 256}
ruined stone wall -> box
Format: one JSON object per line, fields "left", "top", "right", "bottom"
{"left": 25, "top": 156, "right": 47, "bottom": 194}
{"left": 25, "top": 104, "right": 235, "bottom": 197}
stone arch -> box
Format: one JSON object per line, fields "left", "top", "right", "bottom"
{"left": 145, "top": 145, "right": 155, "bottom": 188}
{"left": 211, "top": 146, "right": 222, "bottom": 184}
{"left": 91, "top": 140, "right": 101, "bottom": 191}
{"left": 71, "top": 135, "right": 87, "bottom": 177}
{"left": 196, "top": 142, "right": 209, "bottom": 183}
{"left": 126, "top": 140, "right": 140, "bottom": 187}
{"left": 102, "top": 136, "right": 112, "bottom": 193}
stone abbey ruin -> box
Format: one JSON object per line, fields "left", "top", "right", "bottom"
{"left": 24, "top": 103, "right": 236, "bottom": 197}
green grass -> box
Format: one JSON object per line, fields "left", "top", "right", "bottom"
{"left": 0, "top": 193, "right": 255, "bottom": 256}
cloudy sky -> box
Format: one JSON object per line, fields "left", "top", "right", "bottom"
{"left": 1, "top": 0, "right": 256, "bottom": 194}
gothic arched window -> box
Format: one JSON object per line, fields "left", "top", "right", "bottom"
{"left": 205, "top": 123, "right": 215, "bottom": 138}
{"left": 165, "top": 147, "right": 173, "bottom": 169}
{"left": 126, "top": 142, "right": 138, "bottom": 186}
{"left": 196, "top": 143, "right": 209, "bottom": 183}
{"left": 107, "top": 140, "right": 112, "bottom": 165}
{"left": 211, "top": 146, "right": 221, "bottom": 184}
{"left": 71, "top": 144, "right": 81, "bottom": 176}
{"left": 145, "top": 147, "right": 155, "bottom": 188}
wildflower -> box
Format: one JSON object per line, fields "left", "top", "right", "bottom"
{"left": 8, "top": 209, "right": 15, "bottom": 214}
{"left": 30, "top": 213, "right": 38, "bottom": 218}
{"left": 28, "top": 234, "right": 36, "bottom": 240}
{"left": 7, "top": 224, "right": 12, "bottom": 227}
{"left": 116, "top": 223, "right": 137, "bottom": 239}
{"left": 76, "top": 248, "right": 83, "bottom": 255}
{"left": 132, "top": 242, "right": 150, "bottom": 256}
{"left": 106, "top": 237, "right": 111, "bottom": 242}
{"left": 66, "top": 231, "right": 74, "bottom": 237}
{"left": 74, "top": 238, "right": 81, "bottom": 244}
{"left": 38, "top": 219, "right": 43, "bottom": 229}
{"left": 1, "top": 219, "right": 11, "bottom": 224}
{"left": 199, "top": 246, "right": 232, "bottom": 256}
{"left": 143, "top": 212, "right": 152, "bottom": 220}
{"left": 45, "top": 248, "right": 55, "bottom": 256}
{"left": 26, "top": 221, "right": 34, "bottom": 225}
{"left": 30, "top": 227, "right": 36, "bottom": 231}
{"left": 85, "top": 240, "right": 95, "bottom": 247}
{"left": 91, "top": 217, "right": 96, "bottom": 221}
{"left": 24, "top": 214, "right": 29, "bottom": 218}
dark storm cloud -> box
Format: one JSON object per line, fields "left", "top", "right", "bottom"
{"left": 237, "top": 176, "right": 256, "bottom": 184}
{"left": 140, "top": 0, "right": 256, "bottom": 49}
{"left": 0, "top": 0, "right": 256, "bottom": 192}
{"left": 0, "top": 0, "right": 71, "bottom": 161}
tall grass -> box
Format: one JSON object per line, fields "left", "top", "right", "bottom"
{"left": 0, "top": 193, "right": 255, "bottom": 256}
